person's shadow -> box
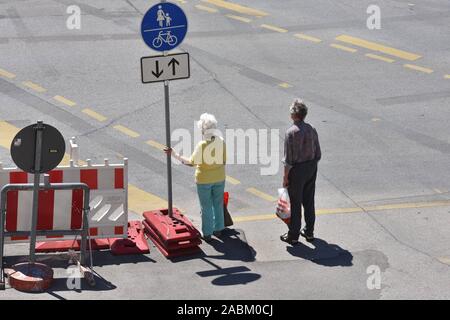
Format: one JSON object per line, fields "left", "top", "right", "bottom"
{"left": 286, "top": 237, "right": 353, "bottom": 267}
{"left": 192, "top": 228, "right": 261, "bottom": 286}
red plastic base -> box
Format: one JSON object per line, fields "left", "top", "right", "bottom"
{"left": 142, "top": 208, "right": 202, "bottom": 258}
{"left": 35, "top": 221, "right": 149, "bottom": 256}
{"left": 110, "top": 221, "right": 150, "bottom": 255}
{"left": 35, "top": 239, "right": 111, "bottom": 253}
{"left": 143, "top": 220, "right": 201, "bottom": 258}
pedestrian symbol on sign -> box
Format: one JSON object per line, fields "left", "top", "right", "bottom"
{"left": 141, "top": 2, "right": 188, "bottom": 52}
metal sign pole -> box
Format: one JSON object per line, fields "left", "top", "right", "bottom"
{"left": 160, "top": 0, "right": 174, "bottom": 218}
{"left": 29, "top": 121, "right": 44, "bottom": 263}
{"left": 164, "top": 80, "right": 173, "bottom": 217}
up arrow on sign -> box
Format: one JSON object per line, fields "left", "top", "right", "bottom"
{"left": 141, "top": 52, "right": 190, "bottom": 84}
{"left": 168, "top": 58, "right": 180, "bottom": 76}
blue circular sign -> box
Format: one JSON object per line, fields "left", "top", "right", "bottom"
{"left": 140, "top": 2, "right": 188, "bottom": 52}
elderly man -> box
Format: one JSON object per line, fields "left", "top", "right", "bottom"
{"left": 281, "top": 99, "right": 321, "bottom": 245}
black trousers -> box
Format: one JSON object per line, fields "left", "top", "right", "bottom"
{"left": 287, "top": 160, "right": 318, "bottom": 239}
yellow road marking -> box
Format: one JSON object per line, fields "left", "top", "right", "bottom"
{"left": 294, "top": 33, "right": 322, "bottom": 43}
{"left": 54, "top": 95, "right": 77, "bottom": 107}
{"left": 226, "top": 14, "right": 251, "bottom": 23}
{"left": 246, "top": 187, "right": 277, "bottom": 202}
{"left": 226, "top": 175, "right": 241, "bottom": 185}
{"left": 403, "top": 64, "right": 434, "bottom": 74}
{"left": 234, "top": 199, "right": 450, "bottom": 223}
{"left": 146, "top": 140, "right": 166, "bottom": 151}
{"left": 195, "top": 4, "right": 218, "bottom": 13}
{"left": 365, "top": 53, "right": 395, "bottom": 63}
{"left": 175, "top": 0, "right": 187, "bottom": 4}
{"left": 279, "top": 82, "right": 292, "bottom": 88}
{"left": 330, "top": 43, "right": 357, "bottom": 53}
{"left": 335, "top": 35, "right": 421, "bottom": 61}
{"left": 22, "top": 81, "right": 47, "bottom": 93}
{"left": 82, "top": 108, "right": 107, "bottom": 122}
{"left": 0, "top": 121, "right": 19, "bottom": 149}
{"left": 0, "top": 68, "right": 16, "bottom": 79}
{"left": 201, "top": 0, "right": 268, "bottom": 17}
{"left": 444, "top": 75, "right": 450, "bottom": 79}
{"left": 260, "top": 24, "right": 288, "bottom": 33}
{"left": 113, "top": 125, "right": 140, "bottom": 138}
{"left": 128, "top": 184, "right": 167, "bottom": 215}
{"left": 438, "top": 257, "right": 450, "bottom": 265}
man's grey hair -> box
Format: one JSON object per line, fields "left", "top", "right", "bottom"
{"left": 290, "top": 99, "right": 308, "bottom": 119}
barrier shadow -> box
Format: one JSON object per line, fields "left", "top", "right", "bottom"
{"left": 286, "top": 238, "right": 353, "bottom": 267}
{"left": 170, "top": 228, "right": 256, "bottom": 263}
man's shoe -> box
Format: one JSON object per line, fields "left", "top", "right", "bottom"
{"left": 300, "top": 229, "right": 314, "bottom": 242}
{"left": 280, "top": 233, "right": 299, "bottom": 246}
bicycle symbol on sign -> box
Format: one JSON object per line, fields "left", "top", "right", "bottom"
{"left": 152, "top": 30, "right": 178, "bottom": 48}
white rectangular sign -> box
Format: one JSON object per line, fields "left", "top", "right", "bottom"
{"left": 141, "top": 52, "right": 190, "bottom": 84}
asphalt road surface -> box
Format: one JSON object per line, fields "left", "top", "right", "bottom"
{"left": 0, "top": 0, "right": 449, "bottom": 299}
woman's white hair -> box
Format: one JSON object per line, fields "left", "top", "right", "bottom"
{"left": 197, "top": 113, "right": 218, "bottom": 140}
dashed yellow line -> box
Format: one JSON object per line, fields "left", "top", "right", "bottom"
{"left": 201, "top": 0, "right": 268, "bottom": 17}
{"left": 195, "top": 4, "right": 218, "bottom": 13}
{"left": 330, "top": 43, "right": 357, "bottom": 53}
{"left": 234, "top": 199, "right": 450, "bottom": 223}
{"left": 82, "top": 108, "right": 107, "bottom": 122}
{"left": 365, "top": 53, "right": 395, "bottom": 63}
{"left": 128, "top": 184, "right": 168, "bottom": 214}
{"left": 0, "top": 68, "right": 16, "bottom": 79}
{"left": 246, "top": 187, "right": 277, "bottom": 202}
{"left": 294, "top": 33, "right": 322, "bottom": 43}
{"left": 438, "top": 257, "right": 450, "bottom": 265}
{"left": 22, "top": 81, "right": 47, "bottom": 93}
{"left": 226, "top": 14, "right": 251, "bottom": 23}
{"left": 0, "top": 121, "right": 19, "bottom": 149}
{"left": 146, "top": 140, "right": 166, "bottom": 151}
{"left": 278, "top": 82, "right": 292, "bottom": 88}
{"left": 444, "top": 75, "right": 450, "bottom": 79}
{"left": 403, "top": 64, "right": 434, "bottom": 74}
{"left": 53, "top": 95, "right": 77, "bottom": 107}
{"left": 335, "top": 35, "right": 421, "bottom": 61}
{"left": 260, "top": 24, "right": 288, "bottom": 33}
{"left": 226, "top": 175, "right": 241, "bottom": 185}
{"left": 113, "top": 125, "right": 140, "bottom": 138}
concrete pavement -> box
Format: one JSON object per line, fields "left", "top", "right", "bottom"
{"left": 0, "top": 0, "right": 449, "bottom": 299}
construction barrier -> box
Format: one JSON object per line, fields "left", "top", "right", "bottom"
{"left": 0, "top": 159, "right": 128, "bottom": 243}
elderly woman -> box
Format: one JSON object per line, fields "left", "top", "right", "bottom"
{"left": 164, "top": 113, "right": 226, "bottom": 242}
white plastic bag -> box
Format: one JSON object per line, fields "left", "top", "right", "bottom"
{"left": 276, "top": 188, "right": 291, "bottom": 224}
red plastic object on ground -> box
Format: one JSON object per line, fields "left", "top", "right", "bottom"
{"left": 6, "top": 262, "right": 53, "bottom": 292}
{"left": 35, "top": 239, "right": 111, "bottom": 253}
{"left": 143, "top": 208, "right": 202, "bottom": 258}
{"left": 35, "top": 221, "right": 149, "bottom": 255}
{"left": 110, "top": 221, "right": 150, "bottom": 255}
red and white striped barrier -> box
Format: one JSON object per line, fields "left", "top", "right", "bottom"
{"left": 0, "top": 159, "right": 128, "bottom": 243}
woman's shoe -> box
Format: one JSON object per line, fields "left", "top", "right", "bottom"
{"left": 213, "top": 230, "right": 223, "bottom": 238}
{"left": 202, "top": 235, "right": 212, "bottom": 242}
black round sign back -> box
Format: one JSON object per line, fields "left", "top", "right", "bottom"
{"left": 11, "top": 123, "right": 66, "bottom": 174}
